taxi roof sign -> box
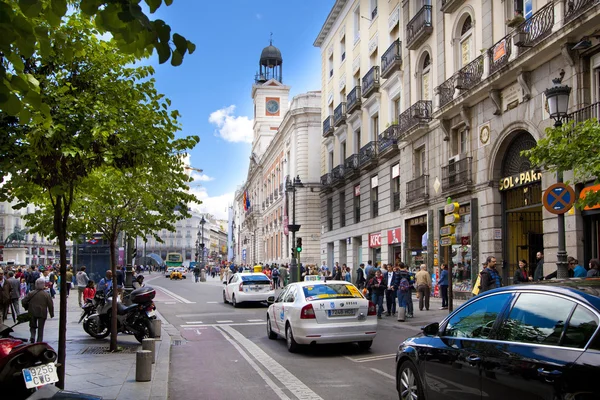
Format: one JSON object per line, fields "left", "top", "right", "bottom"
{"left": 304, "top": 275, "right": 324, "bottom": 281}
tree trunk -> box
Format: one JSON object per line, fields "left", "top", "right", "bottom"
{"left": 54, "top": 196, "right": 68, "bottom": 389}
{"left": 108, "top": 236, "right": 119, "bottom": 352}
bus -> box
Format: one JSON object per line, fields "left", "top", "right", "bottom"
{"left": 165, "top": 252, "right": 183, "bottom": 268}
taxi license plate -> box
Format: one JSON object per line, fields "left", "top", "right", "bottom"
{"left": 147, "top": 310, "right": 156, "bottom": 318}
{"left": 329, "top": 309, "right": 356, "bottom": 317}
{"left": 23, "top": 363, "right": 59, "bottom": 389}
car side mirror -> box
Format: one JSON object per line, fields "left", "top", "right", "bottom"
{"left": 421, "top": 322, "right": 439, "bottom": 336}
{"left": 267, "top": 296, "right": 275, "bottom": 304}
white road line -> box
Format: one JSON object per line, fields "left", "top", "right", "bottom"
{"left": 216, "top": 320, "right": 234, "bottom": 323}
{"left": 344, "top": 353, "right": 396, "bottom": 363}
{"left": 219, "top": 324, "right": 324, "bottom": 400}
{"left": 247, "top": 319, "right": 264, "bottom": 322}
{"left": 152, "top": 285, "right": 195, "bottom": 304}
{"left": 163, "top": 301, "right": 177, "bottom": 305}
{"left": 206, "top": 301, "right": 218, "bottom": 304}
{"left": 370, "top": 368, "right": 395, "bottom": 380}
{"left": 186, "top": 321, "right": 203, "bottom": 324}
{"left": 214, "top": 326, "right": 291, "bottom": 400}
{"left": 180, "top": 322, "right": 265, "bottom": 328}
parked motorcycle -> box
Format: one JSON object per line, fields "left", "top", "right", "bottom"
{"left": 0, "top": 317, "right": 59, "bottom": 399}
{"left": 83, "top": 286, "right": 157, "bottom": 343}
{"left": 79, "top": 291, "right": 106, "bottom": 324}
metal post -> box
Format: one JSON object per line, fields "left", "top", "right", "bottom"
{"left": 556, "top": 169, "right": 569, "bottom": 278}
{"left": 290, "top": 188, "right": 298, "bottom": 283}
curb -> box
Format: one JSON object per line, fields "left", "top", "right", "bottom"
{"left": 149, "top": 310, "right": 171, "bottom": 400}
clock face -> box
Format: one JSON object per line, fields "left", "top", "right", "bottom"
{"left": 266, "top": 99, "right": 280, "bottom": 115}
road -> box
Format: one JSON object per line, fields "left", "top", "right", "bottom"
{"left": 143, "top": 272, "right": 452, "bottom": 400}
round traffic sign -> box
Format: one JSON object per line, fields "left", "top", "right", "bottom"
{"left": 543, "top": 183, "right": 575, "bottom": 215}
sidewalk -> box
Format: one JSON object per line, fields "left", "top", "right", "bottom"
{"left": 10, "top": 288, "right": 171, "bottom": 400}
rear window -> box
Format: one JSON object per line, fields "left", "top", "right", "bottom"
{"left": 241, "top": 275, "right": 270, "bottom": 284}
{"left": 303, "top": 284, "right": 364, "bottom": 301}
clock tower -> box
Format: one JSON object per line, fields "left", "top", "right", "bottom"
{"left": 251, "top": 39, "right": 290, "bottom": 159}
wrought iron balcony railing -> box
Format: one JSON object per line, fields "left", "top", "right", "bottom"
{"left": 398, "top": 100, "right": 432, "bottom": 138}
{"left": 331, "top": 164, "right": 345, "bottom": 185}
{"left": 362, "top": 66, "right": 380, "bottom": 99}
{"left": 406, "top": 175, "right": 429, "bottom": 204}
{"left": 406, "top": 5, "right": 433, "bottom": 50}
{"left": 378, "top": 124, "right": 399, "bottom": 156}
{"left": 333, "top": 102, "right": 347, "bottom": 127}
{"left": 344, "top": 154, "right": 360, "bottom": 178}
{"left": 323, "top": 116, "right": 334, "bottom": 137}
{"left": 381, "top": 39, "right": 402, "bottom": 79}
{"left": 488, "top": 34, "right": 512, "bottom": 76}
{"left": 320, "top": 173, "right": 333, "bottom": 187}
{"left": 564, "top": 0, "right": 596, "bottom": 23}
{"left": 513, "top": 2, "right": 554, "bottom": 48}
{"left": 346, "top": 85, "right": 362, "bottom": 114}
{"left": 566, "top": 101, "right": 600, "bottom": 125}
{"left": 455, "top": 55, "right": 484, "bottom": 91}
{"left": 437, "top": 75, "right": 457, "bottom": 108}
{"left": 358, "top": 141, "right": 377, "bottom": 167}
{"left": 441, "top": 157, "right": 472, "bottom": 191}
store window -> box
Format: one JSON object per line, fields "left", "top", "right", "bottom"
{"left": 406, "top": 215, "right": 427, "bottom": 270}
{"left": 451, "top": 204, "right": 473, "bottom": 293}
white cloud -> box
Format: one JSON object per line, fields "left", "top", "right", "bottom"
{"left": 189, "top": 187, "right": 233, "bottom": 220}
{"left": 190, "top": 172, "right": 214, "bottom": 182}
{"left": 208, "top": 105, "right": 253, "bottom": 143}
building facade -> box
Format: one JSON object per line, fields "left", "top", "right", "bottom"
{"left": 235, "top": 43, "right": 322, "bottom": 267}
{"left": 316, "top": 0, "right": 600, "bottom": 290}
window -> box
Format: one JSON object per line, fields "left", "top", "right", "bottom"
{"left": 371, "top": 114, "right": 379, "bottom": 141}
{"left": 451, "top": 127, "right": 468, "bottom": 156}
{"left": 354, "top": 128, "right": 362, "bottom": 154}
{"left": 354, "top": 184, "right": 361, "bottom": 223}
{"left": 392, "top": 97, "right": 401, "bottom": 123}
{"left": 497, "top": 293, "right": 574, "bottom": 346}
{"left": 458, "top": 15, "right": 473, "bottom": 69}
{"left": 276, "top": 286, "right": 290, "bottom": 302}
{"left": 340, "top": 141, "right": 347, "bottom": 163}
{"left": 339, "top": 192, "right": 346, "bottom": 228}
{"left": 328, "top": 151, "right": 334, "bottom": 172}
{"left": 353, "top": 6, "right": 361, "bottom": 44}
{"left": 392, "top": 163, "right": 400, "bottom": 211}
{"left": 328, "top": 53, "right": 334, "bottom": 78}
{"left": 340, "top": 36, "right": 346, "bottom": 62}
{"left": 562, "top": 305, "right": 599, "bottom": 348}
{"left": 444, "top": 293, "right": 511, "bottom": 339}
{"left": 421, "top": 53, "right": 431, "bottom": 101}
{"left": 592, "top": 53, "right": 600, "bottom": 103}
{"left": 371, "top": 175, "right": 378, "bottom": 218}
{"left": 327, "top": 198, "right": 333, "bottom": 231}
{"left": 415, "top": 147, "right": 426, "bottom": 176}
{"left": 370, "top": 0, "right": 378, "bottom": 20}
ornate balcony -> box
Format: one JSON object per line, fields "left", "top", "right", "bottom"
{"left": 359, "top": 141, "right": 377, "bottom": 170}
{"left": 331, "top": 164, "right": 345, "bottom": 187}
{"left": 381, "top": 39, "right": 402, "bottom": 79}
{"left": 565, "top": 0, "right": 596, "bottom": 23}
{"left": 406, "top": 175, "right": 429, "bottom": 205}
{"left": 378, "top": 124, "right": 399, "bottom": 160}
{"left": 320, "top": 173, "right": 333, "bottom": 192}
{"left": 441, "top": 157, "right": 473, "bottom": 194}
{"left": 323, "top": 116, "right": 333, "bottom": 138}
{"left": 566, "top": 101, "right": 600, "bottom": 125}
{"left": 362, "top": 66, "right": 380, "bottom": 99}
{"left": 398, "top": 100, "right": 432, "bottom": 140}
{"left": 455, "top": 56, "right": 484, "bottom": 91}
{"left": 488, "top": 34, "right": 512, "bottom": 76}
{"left": 406, "top": 5, "right": 433, "bottom": 51}
{"left": 346, "top": 86, "right": 362, "bottom": 114}
{"left": 441, "top": 0, "right": 465, "bottom": 13}
{"left": 513, "top": 3, "right": 554, "bottom": 48}
{"left": 333, "top": 102, "right": 347, "bottom": 127}
{"left": 344, "top": 154, "right": 360, "bottom": 179}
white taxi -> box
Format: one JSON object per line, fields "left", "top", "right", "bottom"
{"left": 223, "top": 272, "right": 274, "bottom": 307}
{"left": 266, "top": 279, "right": 377, "bottom": 352}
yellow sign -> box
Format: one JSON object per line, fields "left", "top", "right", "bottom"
{"left": 444, "top": 202, "right": 460, "bottom": 214}
{"left": 444, "top": 213, "right": 460, "bottom": 225}
{"left": 346, "top": 285, "right": 363, "bottom": 298}
{"left": 440, "top": 236, "right": 455, "bottom": 247}
{"left": 433, "top": 258, "right": 439, "bottom": 266}
{"left": 440, "top": 225, "right": 456, "bottom": 236}
{"left": 499, "top": 170, "right": 542, "bottom": 191}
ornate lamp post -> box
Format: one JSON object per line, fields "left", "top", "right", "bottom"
{"left": 286, "top": 175, "right": 303, "bottom": 283}
{"left": 199, "top": 217, "right": 206, "bottom": 269}
{"left": 544, "top": 73, "right": 571, "bottom": 279}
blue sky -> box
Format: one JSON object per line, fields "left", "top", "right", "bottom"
{"left": 148, "top": 1, "right": 335, "bottom": 219}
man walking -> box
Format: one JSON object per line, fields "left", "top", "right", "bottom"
{"left": 76, "top": 266, "right": 89, "bottom": 307}
{"left": 7, "top": 271, "right": 21, "bottom": 317}
{"left": 365, "top": 260, "right": 374, "bottom": 281}
{"left": 355, "top": 263, "right": 366, "bottom": 289}
{"left": 0, "top": 270, "right": 13, "bottom": 321}
{"left": 383, "top": 265, "right": 398, "bottom": 316}
{"left": 480, "top": 256, "right": 502, "bottom": 293}
{"left": 397, "top": 263, "right": 414, "bottom": 320}
{"left": 415, "top": 265, "right": 432, "bottom": 311}
{"left": 367, "top": 270, "right": 385, "bottom": 319}
{"left": 534, "top": 251, "right": 544, "bottom": 281}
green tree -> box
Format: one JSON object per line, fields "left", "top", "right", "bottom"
{"left": 524, "top": 119, "right": 600, "bottom": 209}
{"left": 0, "top": 0, "right": 195, "bottom": 118}
{"left": 0, "top": 13, "right": 197, "bottom": 388}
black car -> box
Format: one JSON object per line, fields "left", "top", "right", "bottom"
{"left": 395, "top": 279, "right": 600, "bottom": 400}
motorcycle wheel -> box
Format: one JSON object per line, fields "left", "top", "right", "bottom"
{"left": 84, "top": 315, "right": 110, "bottom": 339}
{"left": 134, "top": 318, "right": 155, "bottom": 344}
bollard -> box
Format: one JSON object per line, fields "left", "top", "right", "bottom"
{"left": 152, "top": 319, "right": 162, "bottom": 339}
{"left": 136, "top": 350, "right": 152, "bottom": 382}
{"left": 142, "top": 338, "right": 156, "bottom": 364}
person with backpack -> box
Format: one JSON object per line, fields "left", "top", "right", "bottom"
{"left": 366, "top": 269, "right": 386, "bottom": 319}
{"left": 271, "top": 266, "right": 280, "bottom": 289}
{"left": 397, "top": 262, "right": 414, "bottom": 321}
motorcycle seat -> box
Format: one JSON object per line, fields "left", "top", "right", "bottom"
{"left": 116, "top": 303, "right": 138, "bottom": 315}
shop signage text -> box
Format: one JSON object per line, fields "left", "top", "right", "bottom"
{"left": 440, "top": 225, "right": 455, "bottom": 236}
{"left": 440, "top": 236, "right": 455, "bottom": 246}
{"left": 369, "top": 233, "right": 381, "bottom": 248}
{"left": 387, "top": 228, "right": 401, "bottom": 245}
{"left": 499, "top": 170, "right": 541, "bottom": 191}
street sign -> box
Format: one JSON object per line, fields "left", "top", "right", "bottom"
{"left": 543, "top": 183, "right": 575, "bottom": 215}
{"left": 444, "top": 202, "right": 460, "bottom": 214}
{"left": 242, "top": 249, "right": 246, "bottom": 261}
{"left": 440, "top": 236, "right": 455, "bottom": 247}
{"left": 440, "top": 225, "right": 455, "bottom": 236}
{"left": 444, "top": 213, "right": 460, "bottom": 225}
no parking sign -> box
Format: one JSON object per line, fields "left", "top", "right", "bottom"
{"left": 543, "top": 183, "right": 575, "bottom": 215}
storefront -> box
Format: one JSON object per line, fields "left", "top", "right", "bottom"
{"left": 368, "top": 232, "right": 382, "bottom": 266}
{"left": 387, "top": 227, "right": 402, "bottom": 265}
{"left": 582, "top": 183, "right": 600, "bottom": 263}
{"left": 405, "top": 215, "right": 427, "bottom": 270}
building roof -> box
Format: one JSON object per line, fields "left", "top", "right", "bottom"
{"left": 260, "top": 44, "right": 283, "bottom": 66}
{"left": 313, "top": 0, "right": 348, "bottom": 48}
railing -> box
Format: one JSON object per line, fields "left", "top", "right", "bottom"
{"left": 359, "top": 141, "right": 377, "bottom": 167}
{"left": 455, "top": 55, "right": 484, "bottom": 91}
{"left": 488, "top": 34, "right": 512, "bottom": 75}
{"left": 331, "top": 164, "right": 345, "bottom": 184}
{"left": 437, "top": 76, "right": 457, "bottom": 108}
{"left": 441, "top": 157, "right": 472, "bottom": 191}
{"left": 514, "top": 2, "right": 554, "bottom": 48}
{"left": 398, "top": 100, "right": 432, "bottom": 137}
{"left": 566, "top": 102, "right": 600, "bottom": 125}
{"left": 406, "top": 175, "right": 429, "bottom": 204}
{"left": 323, "top": 116, "right": 333, "bottom": 137}
{"left": 346, "top": 85, "right": 362, "bottom": 114}
{"left": 565, "top": 0, "right": 596, "bottom": 23}
{"left": 344, "top": 154, "right": 359, "bottom": 177}
{"left": 333, "top": 102, "right": 347, "bottom": 127}
{"left": 320, "top": 173, "right": 332, "bottom": 187}
{"left": 378, "top": 125, "right": 398, "bottom": 154}
{"left": 362, "top": 66, "right": 380, "bottom": 98}
{"left": 392, "top": 192, "right": 400, "bottom": 211}
{"left": 381, "top": 39, "right": 402, "bottom": 78}
{"left": 406, "top": 5, "right": 432, "bottom": 46}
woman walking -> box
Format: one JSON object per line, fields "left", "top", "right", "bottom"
{"left": 513, "top": 260, "right": 531, "bottom": 284}
{"left": 438, "top": 264, "right": 449, "bottom": 310}
{"left": 21, "top": 278, "right": 54, "bottom": 343}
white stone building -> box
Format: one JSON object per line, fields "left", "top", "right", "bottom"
{"left": 315, "top": 0, "right": 600, "bottom": 291}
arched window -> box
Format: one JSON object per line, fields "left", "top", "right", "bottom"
{"left": 420, "top": 52, "right": 431, "bottom": 101}
{"left": 457, "top": 14, "right": 473, "bottom": 69}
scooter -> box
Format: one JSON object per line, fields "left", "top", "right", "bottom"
{"left": 83, "top": 286, "right": 157, "bottom": 344}
{"left": 78, "top": 291, "right": 105, "bottom": 324}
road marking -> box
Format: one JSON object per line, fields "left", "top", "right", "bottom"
{"left": 344, "top": 353, "right": 396, "bottom": 363}
{"left": 216, "top": 320, "right": 233, "bottom": 323}
{"left": 247, "top": 319, "right": 264, "bottom": 322}
{"left": 370, "top": 368, "right": 395, "bottom": 380}
{"left": 195, "top": 329, "right": 202, "bottom": 335}
{"left": 163, "top": 301, "right": 177, "bottom": 305}
{"left": 206, "top": 301, "right": 218, "bottom": 304}
{"left": 152, "top": 285, "right": 195, "bottom": 304}
{"left": 214, "top": 326, "right": 291, "bottom": 400}
{"left": 219, "top": 325, "right": 324, "bottom": 400}
{"left": 180, "top": 322, "right": 265, "bottom": 328}
{"left": 186, "top": 321, "right": 203, "bottom": 324}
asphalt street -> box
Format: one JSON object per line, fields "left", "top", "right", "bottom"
{"left": 144, "top": 272, "right": 453, "bottom": 400}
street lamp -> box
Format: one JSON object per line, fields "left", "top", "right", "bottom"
{"left": 544, "top": 72, "right": 571, "bottom": 279}
{"left": 199, "top": 216, "right": 206, "bottom": 269}
{"left": 286, "top": 175, "right": 303, "bottom": 283}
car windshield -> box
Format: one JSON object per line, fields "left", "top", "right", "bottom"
{"left": 303, "top": 284, "right": 364, "bottom": 301}
{"left": 241, "top": 275, "right": 270, "bottom": 284}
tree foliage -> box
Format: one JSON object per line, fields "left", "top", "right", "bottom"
{"left": 523, "top": 120, "right": 600, "bottom": 209}
{"left": 0, "top": 0, "right": 195, "bottom": 118}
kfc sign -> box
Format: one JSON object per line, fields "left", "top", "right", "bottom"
{"left": 369, "top": 233, "right": 381, "bottom": 248}
{"left": 387, "top": 228, "right": 402, "bottom": 245}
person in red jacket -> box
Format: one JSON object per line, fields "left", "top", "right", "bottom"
{"left": 82, "top": 280, "right": 96, "bottom": 305}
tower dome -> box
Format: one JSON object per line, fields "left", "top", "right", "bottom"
{"left": 255, "top": 36, "right": 283, "bottom": 84}
{"left": 260, "top": 45, "right": 282, "bottom": 67}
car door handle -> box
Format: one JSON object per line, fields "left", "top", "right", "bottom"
{"left": 466, "top": 355, "right": 481, "bottom": 364}
{"left": 537, "top": 368, "right": 562, "bottom": 379}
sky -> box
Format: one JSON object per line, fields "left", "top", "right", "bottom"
{"left": 148, "top": 1, "right": 335, "bottom": 220}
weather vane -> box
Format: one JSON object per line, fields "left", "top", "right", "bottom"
{"left": 270, "top": 32, "right": 273, "bottom": 45}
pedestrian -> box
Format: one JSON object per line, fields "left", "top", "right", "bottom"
{"left": 0, "top": 270, "right": 13, "bottom": 321}
{"left": 383, "top": 265, "right": 398, "bottom": 316}
{"left": 438, "top": 263, "right": 449, "bottom": 310}
{"left": 397, "top": 262, "right": 414, "bottom": 320}
{"left": 271, "top": 266, "right": 280, "bottom": 288}
{"left": 513, "top": 260, "right": 531, "bottom": 284}
{"left": 76, "top": 266, "right": 90, "bottom": 307}
{"left": 344, "top": 265, "right": 351, "bottom": 282}
{"left": 7, "top": 271, "right": 21, "bottom": 317}
{"left": 533, "top": 251, "right": 544, "bottom": 281}
{"left": 480, "top": 256, "right": 502, "bottom": 293}
{"left": 97, "top": 270, "right": 113, "bottom": 296}
{"left": 587, "top": 259, "right": 600, "bottom": 277}
{"left": 20, "top": 278, "right": 27, "bottom": 299}
{"left": 572, "top": 259, "right": 587, "bottom": 277}
{"left": 132, "top": 275, "right": 145, "bottom": 289}
{"left": 415, "top": 265, "right": 432, "bottom": 311}
{"left": 21, "top": 278, "right": 54, "bottom": 343}
{"left": 83, "top": 280, "right": 96, "bottom": 304}
{"left": 365, "top": 260, "right": 374, "bottom": 281}
{"left": 355, "top": 263, "right": 366, "bottom": 289}
{"left": 332, "top": 266, "right": 342, "bottom": 280}
{"left": 48, "top": 268, "right": 57, "bottom": 298}
{"left": 65, "top": 267, "right": 73, "bottom": 298}
{"left": 367, "top": 270, "right": 385, "bottom": 319}
{"left": 194, "top": 265, "right": 200, "bottom": 283}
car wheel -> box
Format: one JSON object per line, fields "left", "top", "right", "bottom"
{"left": 232, "top": 295, "right": 238, "bottom": 308}
{"left": 267, "top": 316, "right": 277, "bottom": 340}
{"left": 358, "top": 340, "right": 373, "bottom": 350}
{"left": 397, "top": 360, "right": 424, "bottom": 400}
{"left": 286, "top": 323, "right": 299, "bottom": 353}
{"left": 223, "top": 291, "right": 229, "bottom": 304}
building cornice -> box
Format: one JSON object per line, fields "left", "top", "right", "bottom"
{"left": 313, "top": 0, "right": 348, "bottom": 48}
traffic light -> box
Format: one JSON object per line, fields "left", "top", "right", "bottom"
{"left": 296, "top": 237, "right": 302, "bottom": 253}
